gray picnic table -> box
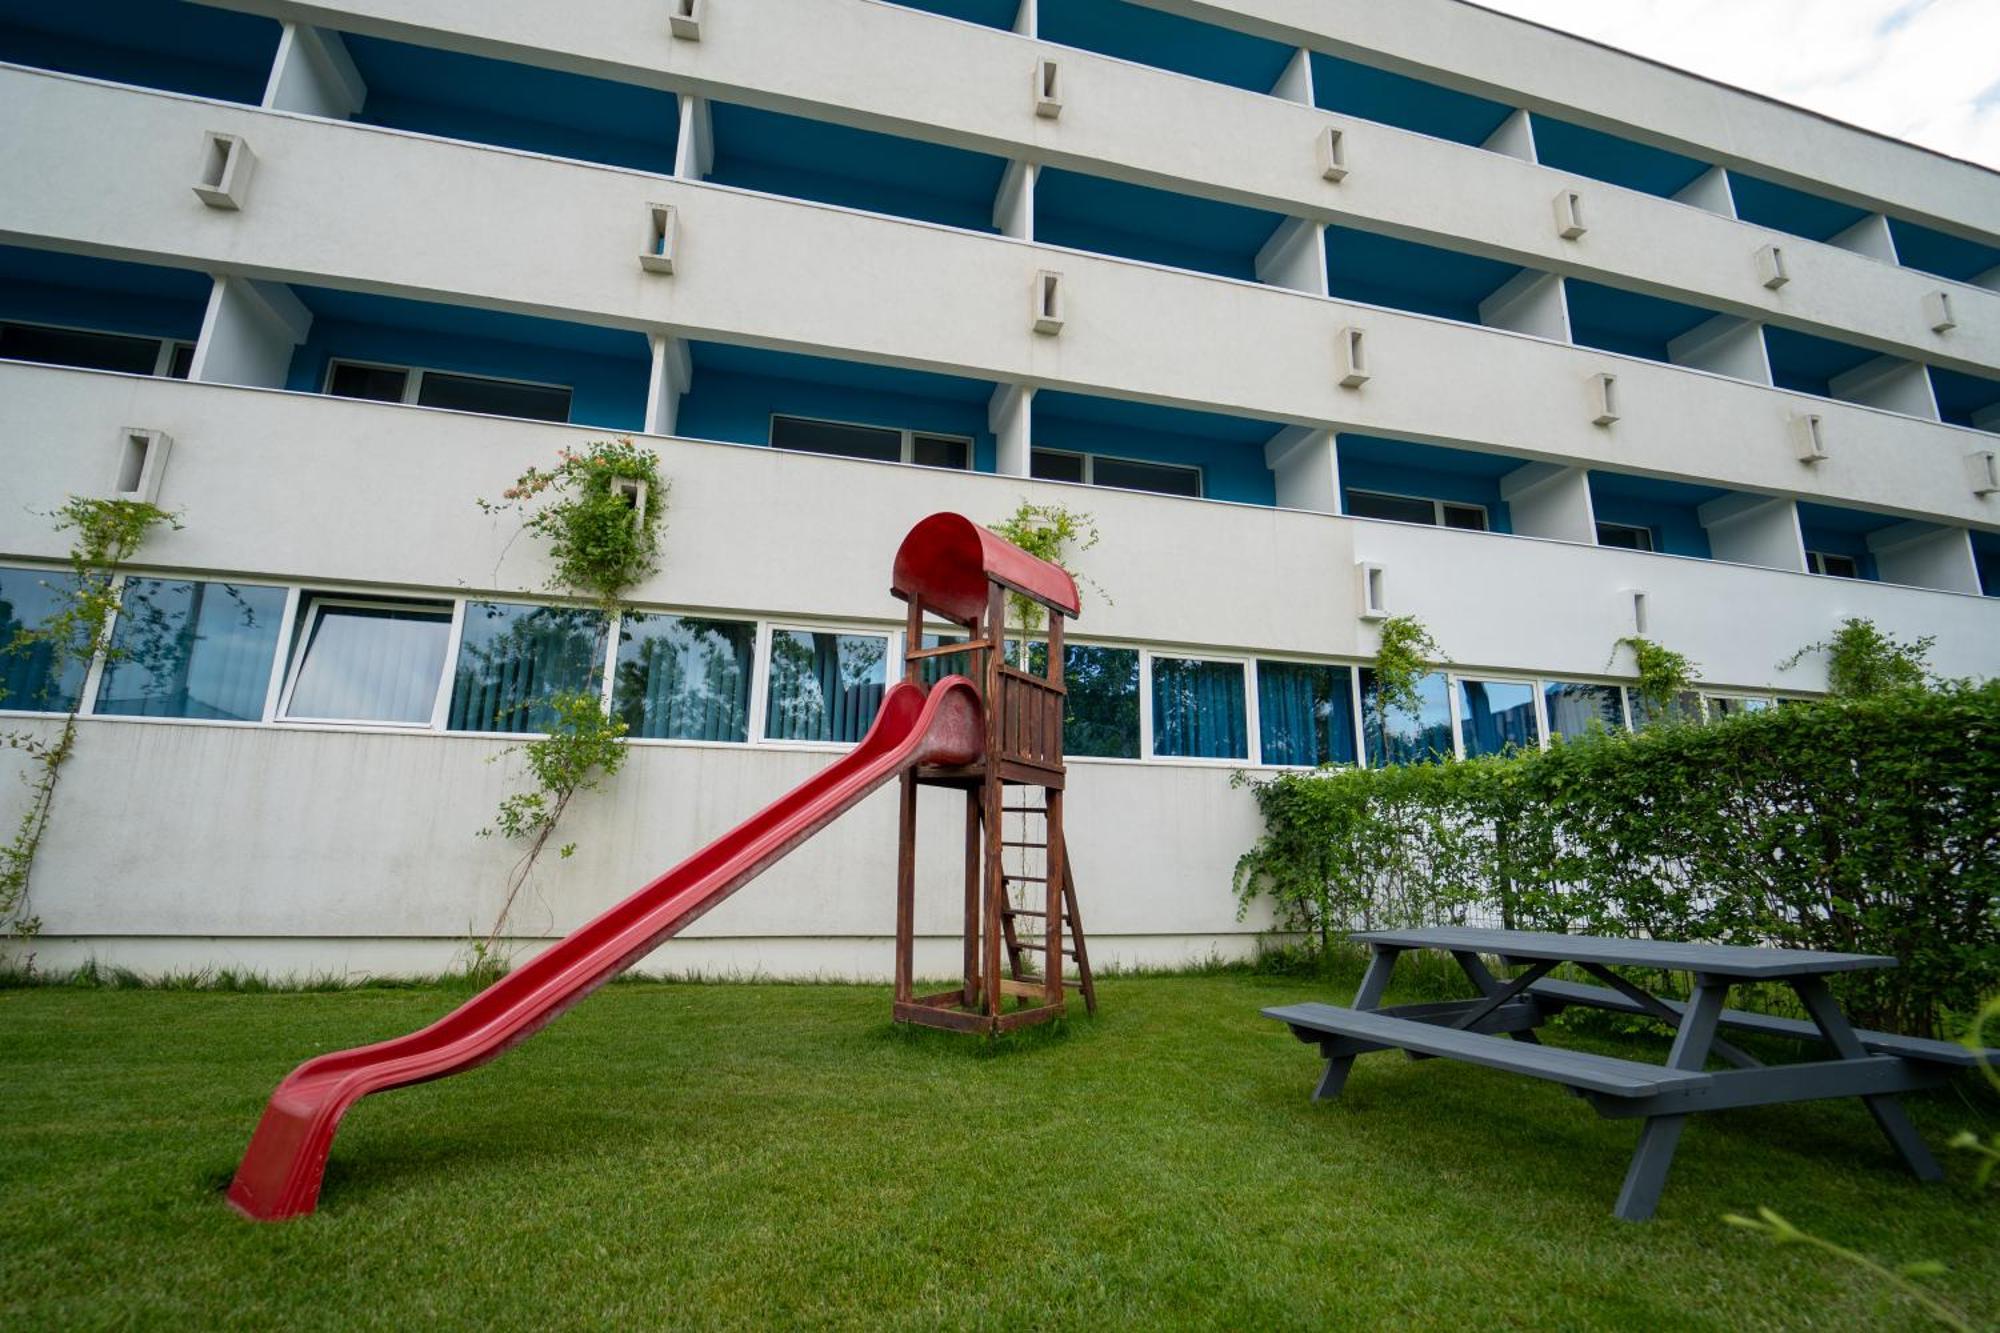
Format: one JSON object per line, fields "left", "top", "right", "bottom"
{"left": 1264, "top": 926, "right": 1990, "bottom": 1222}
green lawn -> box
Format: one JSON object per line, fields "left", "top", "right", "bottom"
{"left": 3, "top": 973, "right": 1995, "bottom": 1329}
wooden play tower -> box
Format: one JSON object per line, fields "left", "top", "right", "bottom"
{"left": 888, "top": 514, "right": 1097, "bottom": 1034}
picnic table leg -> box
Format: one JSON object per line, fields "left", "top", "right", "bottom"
{"left": 1791, "top": 976, "right": 1942, "bottom": 1182}
{"left": 1613, "top": 977, "right": 1727, "bottom": 1222}
{"left": 1314, "top": 945, "right": 1400, "bottom": 1102}
{"left": 1451, "top": 951, "right": 1545, "bottom": 1045}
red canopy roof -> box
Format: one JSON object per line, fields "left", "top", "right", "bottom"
{"left": 890, "top": 512, "right": 1082, "bottom": 624}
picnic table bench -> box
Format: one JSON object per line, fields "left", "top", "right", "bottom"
{"left": 1264, "top": 927, "right": 1991, "bottom": 1221}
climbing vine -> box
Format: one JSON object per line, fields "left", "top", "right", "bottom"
{"left": 2, "top": 498, "right": 180, "bottom": 949}
{"left": 1780, "top": 617, "right": 1935, "bottom": 698}
{"left": 1369, "top": 615, "right": 1445, "bottom": 726}
{"left": 987, "top": 501, "right": 1106, "bottom": 661}
{"left": 472, "top": 690, "right": 629, "bottom": 973}
{"left": 1613, "top": 635, "right": 1699, "bottom": 717}
{"left": 470, "top": 439, "right": 663, "bottom": 973}
{"left": 479, "top": 438, "right": 667, "bottom": 613}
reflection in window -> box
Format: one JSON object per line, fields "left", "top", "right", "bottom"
{"left": 95, "top": 580, "right": 286, "bottom": 721}
{"left": 614, "top": 612, "right": 755, "bottom": 742}
{"left": 1456, "top": 677, "right": 1539, "bottom": 758}
{"left": 1359, "top": 669, "right": 1454, "bottom": 766}
{"left": 765, "top": 630, "right": 888, "bottom": 743}
{"left": 1705, "top": 695, "right": 1773, "bottom": 720}
{"left": 448, "top": 601, "right": 607, "bottom": 733}
{"left": 281, "top": 600, "right": 452, "bottom": 725}
{"left": 1256, "top": 660, "right": 1357, "bottom": 767}
{"left": 1627, "top": 690, "right": 1704, "bottom": 730}
{"left": 917, "top": 632, "right": 979, "bottom": 690}
{"left": 1027, "top": 642, "right": 1140, "bottom": 759}
{"left": 1151, "top": 657, "right": 1247, "bottom": 760}
{"left": 0, "top": 566, "right": 87, "bottom": 713}
{"left": 1543, "top": 682, "right": 1625, "bottom": 740}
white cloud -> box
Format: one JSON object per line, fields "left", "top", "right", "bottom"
{"left": 1471, "top": 0, "right": 2000, "bottom": 170}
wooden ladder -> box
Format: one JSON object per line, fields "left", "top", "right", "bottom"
{"left": 996, "top": 803, "right": 1098, "bottom": 1015}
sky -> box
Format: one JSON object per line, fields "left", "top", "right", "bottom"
{"left": 1470, "top": 0, "right": 2000, "bottom": 170}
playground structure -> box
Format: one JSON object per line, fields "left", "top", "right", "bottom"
{"left": 226, "top": 512, "right": 1095, "bottom": 1221}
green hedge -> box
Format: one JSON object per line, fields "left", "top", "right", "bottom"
{"left": 1234, "top": 683, "right": 2000, "bottom": 1036}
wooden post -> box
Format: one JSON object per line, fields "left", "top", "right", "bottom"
{"left": 1043, "top": 612, "right": 1066, "bottom": 1005}
{"left": 982, "top": 581, "right": 1007, "bottom": 1023}
{"left": 963, "top": 789, "right": 981, "bottom": 1008}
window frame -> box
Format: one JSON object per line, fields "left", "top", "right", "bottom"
{"left": 322, "top": 357, "right": 574, "bottom": 421}
{"left": 275, "top": 594, "right": 461, "bottom": 730}
{"left": 1447, "top": 671, "right": 1547, "bottom": 758}
{"left": 1030, "top": 447, "right": 1205, "bottom": 499}
{"left": 0, "top": 318, "right": 195, "bottom": 380}
{"left": 1540, "top": 678, "right": 1632, "bottom": 741}
{"left": 1806, "top": 549, "right": 1862, "bottom": 579}
{"left": 1247, "top": 652, "right": 1362, "bottom": 771}
{"left": 766, "top": 413, "right": 974, "bottom": 470}
{"left": 1145, "top": 649, "right": 1256, "bottom": 765}
{"left": 756, "top": 620, "right": 901, "bottom": 751}
{"left": 1344, "top": 487, "right": 1490, "bottom": 532}
{"left": 1594, "top": 520, "right": 1656, "bottom": 552}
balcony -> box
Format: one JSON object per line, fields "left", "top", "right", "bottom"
{"left": 0, "top": 243, "right": 209, "bottom": 378}
{"left": 0, "top": 0, "right": 278, "bottom": 103}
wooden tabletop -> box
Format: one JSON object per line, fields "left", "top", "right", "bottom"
{"left": 1351, "top": 927, "right": 1897, "bottom": 979}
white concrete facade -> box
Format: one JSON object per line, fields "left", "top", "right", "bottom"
{"left": 0, "top": 0, "right": 1996, "bottom": 980}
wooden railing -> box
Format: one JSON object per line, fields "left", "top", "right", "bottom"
{"left": 996, "top": 667, "right": 1066, "bottom": 770}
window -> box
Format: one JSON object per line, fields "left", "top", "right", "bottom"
{"left": 1359, "top": 669, "right": 1454, "bottom": 766}
{"left": 1031, "top": 449, "right": 1202, "bottom": 498}
{"left": 1256, "top": 660, "right": 1357, "bottom": 767}
{"left": 0, "top": 321, "right": 192, "bottom": 378}
{"left": 1150, "top": 656, "right": 1247, "bottom": 761}
{"left": 94, "top": 579, "right": 286, "bottom": 721}
{"left": 1026, "top": 642, "right": 1140, "bottom": 759}
{"left": 1807, "top": 550, "right": 1861, "bottom": 579}
{"left": 1345, "top": 489, "right": 1488, "bottom": 531}
{"left": 1543, "top": 682, "right": 1625, "bottom": 740}
{"left": 769, "top": 416, "right": 972, "bottom": 470}
{"left": 0, "top": 566, "right": 87, "bottom": 713}
{"left": 1596, "top": 522, "right": 1655, "bottom": 552}
{"left": 1627, "top": 689, "right": 1703, "bottom": 729}
{"left": 447, "top": 601, "right": 608, "bottom": 734}
{"left": 280, "top": 599, "right": 453, "bottom": 725}
{"left": 614, "top": 612, "right": 756, "bottom": 742}
{"left": 323, "top": 360, "right": 573, "bottom": 423}
{"left": 1456, "top": 677, "right": 1540, "bottom": 758}
{"left": 1704, "top": 695, "right": 1773, "bottom": 720}
{"left": 764, "top": 629, "right": 889, "bottom": 743}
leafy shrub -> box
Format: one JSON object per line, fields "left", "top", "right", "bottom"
{"left": 1235, "top": 683, "right": 2000, "bottom": 1035}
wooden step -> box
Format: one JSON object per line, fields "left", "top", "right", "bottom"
{"left": 1002, "top": 840, "right": 1048, "bottom": 849}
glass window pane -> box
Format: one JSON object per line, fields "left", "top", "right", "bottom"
{"left": 416, "top": 372, "right": 571, "bottom": 423}
{"left": 0, "top": 322, "right": 162, "bottom": 375}
{"left": 1026, "top": 642, "right": 1140, "bottom": 759}
{"left": 1345, "top": 490, "right": 1439, "bottom": 525}
{"left": 770, "top": 416, "right": 901, "bottom": 463}
{"left": 1256, "top": 660, "right": 1357, "bottom": 767}
{"left": 0, "top": 566, "right": 88, "bottom": 713}
{"left": 168, "top": 342, "right": 195, "bottom": 379}
{"left": 613, "top": 612, "right": 754, "bottom": 742}
{"left": 1030, "top": 450, "right": 1087, "bottom": 483}
{"left": 1596, "top": 522, "right": 1653, "bottom": 552}
{"left": 94, "top": 579, "right": 286, "bottom": 721}
{"left": 1543, "top": 681, "right": 1625, "bottom": 740}
{"left": 1359, "top": 669, "right": 1454, "bottom": 766}
{"left": 910, "top": 435, "right": 970, "bottom": 470}
{"left": 916, "top": 631, "right": 981, "bottom": 689}
{"left": 284, "top": 603, "right": 452, "bottom": 724}
{"left": 1441, "top": 504, "right": 1488, "bottom": 532}
{"left": 1092, "top": 456, "right": 1202, "bottom": 498}
{"left": 447, "top": 601, "right": 608, "bottom": 733}
{"left": 765, "top": 630, "right": 888, "bottom": 743}
{"left": 1151, "top": 657, "right": 1247, "bottom": 760}
{"left": 1628, "top": 689, "right": 1703, "bottom": 729}
{"left": 1456, "top": 677, "right": 1540, "bottom": 758}
{"left": 1705, "top": 695, "right": 1773, "bottom": 720}
{"left": 326, "top": 362, "right": 408, "bottom": 402}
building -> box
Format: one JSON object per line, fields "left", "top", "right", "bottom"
{"left": 1, "top": 0, "right": 1997, "bottom": 979}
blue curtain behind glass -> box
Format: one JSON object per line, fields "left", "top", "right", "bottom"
{"left": 96, "top": 579, "right": 286, "bottom": 721}
{"left": 1257, "top": 660, "right": 1356, "bottom": 766}
{"left": 765, "top": 631, "right": 888, "bottom": 743}
{"left": 1456, "top": 677, "right": 1539, "bottom": 757}
{"left": 1151, "top": 657, "right": 1247, "bottom": 759}
{"left": 613, "top": 613, "right": 754, "bottom": 742}
{"left": 448, "top": 601, "right": 607, "bottom": 733}
{"left": 0, "top": 566, "right": 86, "bottom": 713}
{"left": 1359, "top": 668, "right": 1454, "bottom": 765}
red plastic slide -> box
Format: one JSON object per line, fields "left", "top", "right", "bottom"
{"left": 228, "top": 676, "right": 984, "bottom": 1220}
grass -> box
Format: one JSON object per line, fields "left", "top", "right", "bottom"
{"left": 2, "top": 970, "right": 1996, "bottom": 1330}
